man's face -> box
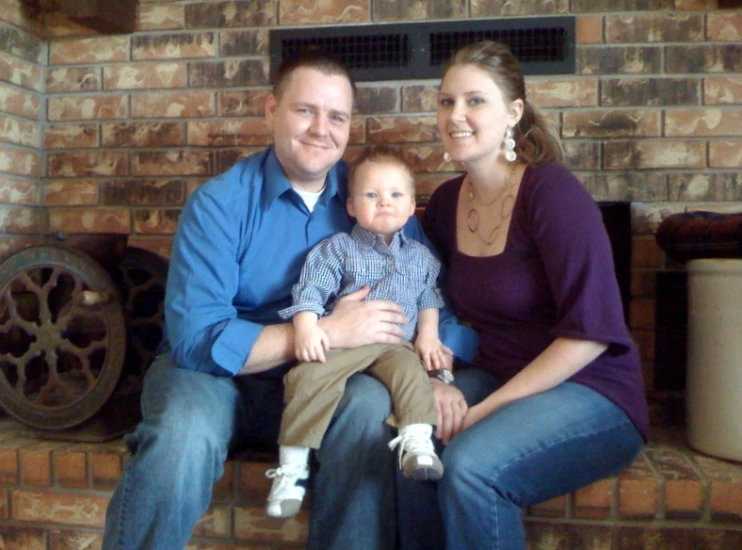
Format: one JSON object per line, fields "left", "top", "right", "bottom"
{"left": 265, "top": 67, "right": 353, "bottom": 192}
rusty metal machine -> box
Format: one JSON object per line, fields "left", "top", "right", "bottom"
{"left": 0, "top": 233, "right": 167, "bottom": 436}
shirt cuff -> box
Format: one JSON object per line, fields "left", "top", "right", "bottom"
{"left": 210, "top": 318, "right": 265, "bottom": 375}
{"left": 418, "top": 288, "right": 445, "bottom": 311}
{"left": 278, "top": 303, "right": 326, "bottom": 320}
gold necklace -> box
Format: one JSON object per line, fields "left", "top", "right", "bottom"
{"left": 466, "top": 164, "right": 516, "bottom": 246}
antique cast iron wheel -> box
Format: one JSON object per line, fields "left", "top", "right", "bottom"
{"left": 0, "top": 245, "right": 126, "bottom": 430}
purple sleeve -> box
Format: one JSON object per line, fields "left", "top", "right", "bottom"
{"left": 526, "top": 164, "right": 634, "bottom": 353}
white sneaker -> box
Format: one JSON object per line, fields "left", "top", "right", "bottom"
{"left": 265, "top": 463, "right": 310, "bottom": 518}
{"left": 388, "top": 424, "right": 443, "bottom": 481}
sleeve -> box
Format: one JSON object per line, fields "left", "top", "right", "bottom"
{"left": 278, "top": 236, "right": 346, "bottom": 319}
{"left": 528, "top": 164, "right": 634, "bottom": 354}
{"left": 165, "top": 176, "right": 264, "bottom": 377}
{"left": 403, "top": 207, "right": 478, "bottom": 362}
{"left": 416, "top": 249, "right": 445, "bottom": 311}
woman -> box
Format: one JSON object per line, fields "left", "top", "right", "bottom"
{"left": 402, "top": 41, "right": 649, "bottom": 549}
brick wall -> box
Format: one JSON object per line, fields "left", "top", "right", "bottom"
{"left": 0, "top": 0, "right": 741, "bottom": 389}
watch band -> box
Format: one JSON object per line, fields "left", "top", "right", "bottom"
{"left": 427, "top": 368, "right": 455, "bottom": 385}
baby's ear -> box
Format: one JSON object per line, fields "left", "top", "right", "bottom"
{"left": 346, "top": 197, "right": 356, "bottom": 217}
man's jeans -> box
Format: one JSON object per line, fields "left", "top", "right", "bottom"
{"left": 398, "top": 367, "right": 644, "bottom": 550}
{"left": 102, "top": 353, "right": 397, "bottom": 550}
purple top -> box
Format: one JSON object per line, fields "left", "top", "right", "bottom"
{"left": 424, "top": 162, "right": 649, "bottom": 440}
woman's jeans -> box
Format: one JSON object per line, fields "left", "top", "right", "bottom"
{"left": 398, "top": 367, "right": 645, "bottom": 550}
{"left": 102, "top": 353, "right": 397, "bottom": 550}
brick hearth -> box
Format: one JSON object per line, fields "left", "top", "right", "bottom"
{"left": 1, "top": 397, "right": 741, "bottom": 549}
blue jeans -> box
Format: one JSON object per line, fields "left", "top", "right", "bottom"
{"left": 398, "top": 367, "right": 644, "bottom": 550}
{"left": 102, "top": 353, "right": 396, "bottom": 550}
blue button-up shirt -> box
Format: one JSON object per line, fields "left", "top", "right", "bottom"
{"left": 165, "top": 147, "right": 477, "bottom": 376}
{"left": 280, "top": 224, "right": 445, "bottom": 342}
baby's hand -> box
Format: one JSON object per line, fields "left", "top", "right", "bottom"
{"left": 414, "top": 334, "right": 450, "bottom": 371}
{"left": 295, "top": 326, "right": 330, "bottom": 364}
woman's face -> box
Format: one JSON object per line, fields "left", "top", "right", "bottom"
{"left": 437, "top": 63, "right": 521, "bottom": 166}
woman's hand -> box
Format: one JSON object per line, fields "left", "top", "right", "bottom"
{"left": 431, "top": 379, "right": 468, "bottom": 445}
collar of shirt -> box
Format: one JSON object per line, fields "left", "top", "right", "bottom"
{"left": 351, "top": 224, "right": 409, "bottom": 255}
{"left": 260, "top": 147, "right": 347, "bottom": 211}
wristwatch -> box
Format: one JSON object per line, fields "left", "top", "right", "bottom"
{"left": 428, "top": 368, "right": 455, "bottom": 386}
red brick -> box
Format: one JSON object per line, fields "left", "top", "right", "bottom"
{"left": 0, "top": 54, "right": 43, "bottom": 92}
{"left": 46, "top": 67, "right": 100, "bottom": 93}
{"left": 0, "top": 524, "right": 46, "bottom": 549}
{"left": 666, "top": 108, "right": 742, "bottom": 137}
{"left": 278, "top": 0, "right": 367, "bottom": 25}
{"left": 102, "top": 121, "right": 185, "bottom": 148}
{"left": 237, "top": 461, "right": 273, "bottom": 503}
{"left": 604, "top": 141, "right": 706, "bottom": 170}
{"left": 49, "top": 37, "right": 129, "bottom": 65}
{"left": 126, "top": 236, "right": 174, "bottom": 259}
{"left": 12, "top": 490, "right": 109, "bottom": 527}
{"left": 43, "top": 180, "right": 99, "bottom": 206}
{"left": 233, "top": 505, "right": 308, "bottom": 542}
{"left": 401, "top": 85, "right": 438, "bottom": 113}
{"left": 563, "top": 109, "right": 660, "bottom": 138}
{"left": 356, "top": 86, "right": 399, "bottom": 115}
{"left": 193, "top": 503, "right": 231, "bottom": 538}
{"left": 0, "top": 236, "right": 37, "bottom": 262}
{"left": 48, "top": 94, "right": 128, "bottom": 122}
{"left": 220, "top": 29, "right": 269, "bottom": 57}
{"left": 0, "top": 149, "right": 40, "bottom": 177}
{"left": 646, "top": 447, "right": 704, "bottom": 520}
{"left": 368, "top": 116, "right": 437, "bottom": 144}
{"left": 0, "top": 447, "right": 18, "bottom": 484}
{"left": 632, "top": 236, "right": 663, "bottom": 269}
{"left": 605, "top": 14, "right": 704, "bottom": 44}
{"left": 44, "top": 124, "right": 99, "bottom": 149}
{"left": 46, "top": 208, "right": 130, "bottom": 234}
{"left": 185, "top": 1, "right": 274, "bottom": 28}
{"left": 377, "top": 0, "right": 466, "bottom": 20}
{"left": 0, "top": 82, "right": 41, "bottom": 119}
{"left": 187, "top": 119, "right": 271, "bottom": 147}
{"left": 90, "top": 452, "right": 122, "bottom": 490}
{"left": 217, "top": 90, "right": 268, "bottom": 117}
{"left": 710, "top": 140, "right": 742, "bottom": 168}
{"left": 0, "top": 176, "right": 37, "bottom": 205}
{"left": 399, "top": 145, "right": 448, "bottom": 173}
{"left": 528, "top": 494, "right": 568, "bottom": 518}
{"left": 48, "top": 151, "right": 128, "bottom": 178}
{"left": 132, "top": 91, "right": 215, "bottom": 118}
{"left": 618, "top": 452, "right": 660, "bottom": 519}
{"left": 49, "top": 530, "right": 103, "bottom": 550}
{"left": 43, "top": 12, "right": 97, "bottom": 39}
{"left": 0, "top": 205, "right": 41, "bottom": 233}
{"left": 53, "top": 449, "right": 88, "bottom": 489}
{"left": 693, "top": 454, "right": 742, "bottom": 522}
{"left": 707, "top": 13, "right": 742, "bottom": 42}
{"left": 631, "top": 269, "right": 657, "bottom": 298}
{"left": 132, "top": 208, "right": 180, "bottom": 235}
{"left": 20, "top": 444, "right": 54, "bottom": 486}
{"left": 576, "top": 15, "right": 602, "bottom": 44}
{"left": 704, "top": 76, "right": 742, "bottom": 105}
{"left": 675, "top": 0, "right": 716, "bottom": 8}
{"left": 212, "top": 460, "right": 235, "bottom": 502}
{"left": 0, "top": 114, "right": 39, "bottom": 148}
{"left": 137, "top": 4, "right": 186, "bottom": 31}
{"left": 574, "top": 477, "right": 615, "bottom": 519}
{"left": 526, "top": 80, "right": 598, "bottom": 108}
{"left": 131, "top": 150, "right": 211, "bottom": 177}
{"left": 104, "top": 64, "right": 187, "bottom": 90}
{"left": 132, "top": 32, "right": 216, "bottom": 61}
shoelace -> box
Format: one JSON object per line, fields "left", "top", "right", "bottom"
{"left": 265, "top": 464, "right": 305, "bottom": 481}
{"left": 388, "top": 431, "right": 434, "bottom": 469}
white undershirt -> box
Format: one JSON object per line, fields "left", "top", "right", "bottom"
{"left": 294, "top": 185, "right": 325, "bottom": 212}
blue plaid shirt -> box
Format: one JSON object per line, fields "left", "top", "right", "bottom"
{"left": 280, "top": 224, "right": 445, "bottom": 342}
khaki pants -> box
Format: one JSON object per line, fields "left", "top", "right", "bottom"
{"left": 279, "top": 343, "right": 437, "bottom": 449}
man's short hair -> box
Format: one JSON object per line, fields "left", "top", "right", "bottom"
{"left": 271, "top": 48, "right": 357, "bottom": 101}
{"left": 348, "top": 145, "right": 416, "bottom": 194}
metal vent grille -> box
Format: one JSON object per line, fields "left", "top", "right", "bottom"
{"left": 269, "top": 17, "right": 575, "bottom": 82}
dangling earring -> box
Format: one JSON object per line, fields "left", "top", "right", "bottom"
{"left": 504, "top": 128, "right": 517, "bottom": 162}
{"left": 443, "top": 151, "right": 452, "bottom": 163}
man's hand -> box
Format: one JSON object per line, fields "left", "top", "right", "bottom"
{"left": 431, "top": 379, "right": 468, "bottom": 445}
{"left": 318, "top": 286, "right": 408, "bottom": 348}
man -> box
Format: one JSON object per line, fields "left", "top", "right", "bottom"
{"left": 102, "top": 50, "right": 476, "bottom": 550}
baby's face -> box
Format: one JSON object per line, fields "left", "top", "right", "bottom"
{"left": 347, "top": 161, "right": 416, "bottom": 242}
